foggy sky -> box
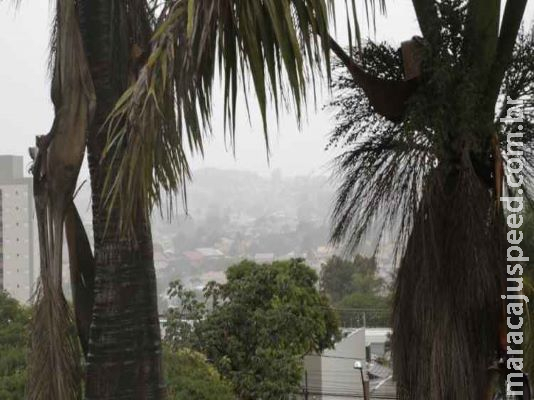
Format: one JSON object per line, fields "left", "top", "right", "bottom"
{"left": 1, "top": 1, "right": 532, "bottom": 178}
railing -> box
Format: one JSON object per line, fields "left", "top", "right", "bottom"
{"left": 333, "top": 308, "right": 391, "bottom": 328}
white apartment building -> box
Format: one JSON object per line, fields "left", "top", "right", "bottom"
{"left": 0, "top": 155, "right": 36, "bottom": 303}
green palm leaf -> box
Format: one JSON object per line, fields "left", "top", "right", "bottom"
{"left": 102, "top": 0, "right": 384, "bottom": 234}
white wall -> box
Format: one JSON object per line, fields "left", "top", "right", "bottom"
{"left": 1, "top": 182, "right": 35, "bottom": 303}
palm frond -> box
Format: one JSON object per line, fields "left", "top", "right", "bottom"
{"left": 102, "top": 0, "right": 386, "bottom": 235}
{"left": 328, "top": 42, "right": 434, "bottom": 256}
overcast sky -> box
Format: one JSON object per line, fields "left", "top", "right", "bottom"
{"left": 1, "top": 1, "right": 532, "bottom": 178}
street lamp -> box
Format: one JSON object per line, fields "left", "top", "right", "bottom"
{"left": 354, "top": 360, "right": 370, "bottom": 400}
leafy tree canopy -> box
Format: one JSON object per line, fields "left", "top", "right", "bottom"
{"left": 0, "top": 291, "right": 30, "bottom": 400}
{"left": 320, "top": 255, "right": 386, "bottom": 303}
{"left": 165, "top": 281, "right": 206, "bottom": 350}
{"left": 320, "top": 255, "right": 391, "bottom": 327}
{"left": 165, "top": 259, "right": 340, "bottom": 400}
{"left": 164, "top": 347, "right": 234, "bottom": 400}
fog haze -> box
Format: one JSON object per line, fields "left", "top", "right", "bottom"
{"left": 1, "top": 1, "right": 532, "bottom": 177}
{"left": 0, "top": 0, "right": 422, "bottom": 177}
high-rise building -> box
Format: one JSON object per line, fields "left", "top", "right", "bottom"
{"left": 0, "top": 155, "right": 35, "bottom": 303}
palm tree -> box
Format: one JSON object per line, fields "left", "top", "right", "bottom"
{"left": 103, "top": 1, "right": 533, "bottom": 399}
{"left": 326, "top": 3, "right": 533, "bottom": 400}
{"left": 28, "top": 1, "right": 163, "bottom": 398}
{"left": 27, "top": 0, "right": 335, "bottom": 399}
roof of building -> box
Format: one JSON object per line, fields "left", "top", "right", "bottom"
{"left": 195, "top": 247, "right": 224, "bottom": 257}
{"left": 183, "top": 250, "right": 204, "bottom": 262}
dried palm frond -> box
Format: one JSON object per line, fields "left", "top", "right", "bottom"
{"left": 27, "top": 0, "right": 95, "bottom": 398}
{"left": 393, "top": 164, "right": 505, "bottom": 400}
{"left": 102, "top": 0, "right": 386, "bottom": 236}
{"left": 27, "top": 281, "right": 82, "bottom": 400}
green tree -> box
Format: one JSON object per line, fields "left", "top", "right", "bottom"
{"left": 164, "top": 281, "right": 206, "bottom": 350}
{"left": 335, "top": 293, "right": 391, "bottom": 328}
{"left": 320, "top": 256, "right": 390, "bottom": 327}
{"left": 164, "top": 347, "right": 234, "bottom": 400}
{"left": 165, "top": 259, "right": 340, "bottom": 400}
{"left": 320, "top": 255, "right": 385, "bottom": 303}
{"left": 0, "top": 292, "right": 30, "bottom": 400}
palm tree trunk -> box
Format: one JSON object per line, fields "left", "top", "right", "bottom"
{"left": 392, "top": 161, "right": 506, "bottom": 400}
{"left": 77, "top": 1, "right": 164, "bottom": 398}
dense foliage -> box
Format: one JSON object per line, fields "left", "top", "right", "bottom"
{"left": 0, "top": 292, "right": 30, "bottom": 400}
{"left": 320, "top": 255, "right": 390, "bottom": 326}
{"left": 320, "top": 255, "right": 386, "bottom": 302}
{"left": 165, "top": 259, "right": 340, "bottom": 400}
{"left": 164, "top": 347, "right": 234, "bottom": 400}
{"left": 165, "top": 281, "right": 206, "bottom": 350}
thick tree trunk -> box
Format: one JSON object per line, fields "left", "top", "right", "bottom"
{"left": 392, "top": 160, "right": 506, "bottom": 400}
{"left": 78, "top": 1, "right": 165, "bottom": 398}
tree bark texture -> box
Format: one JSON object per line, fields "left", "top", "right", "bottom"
{"left": 77, "top": 1, "right": 165, "bottom": 398}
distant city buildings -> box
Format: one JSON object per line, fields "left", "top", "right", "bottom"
{"left": 0, "top": 155, "right": 35, "bottom": 303}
